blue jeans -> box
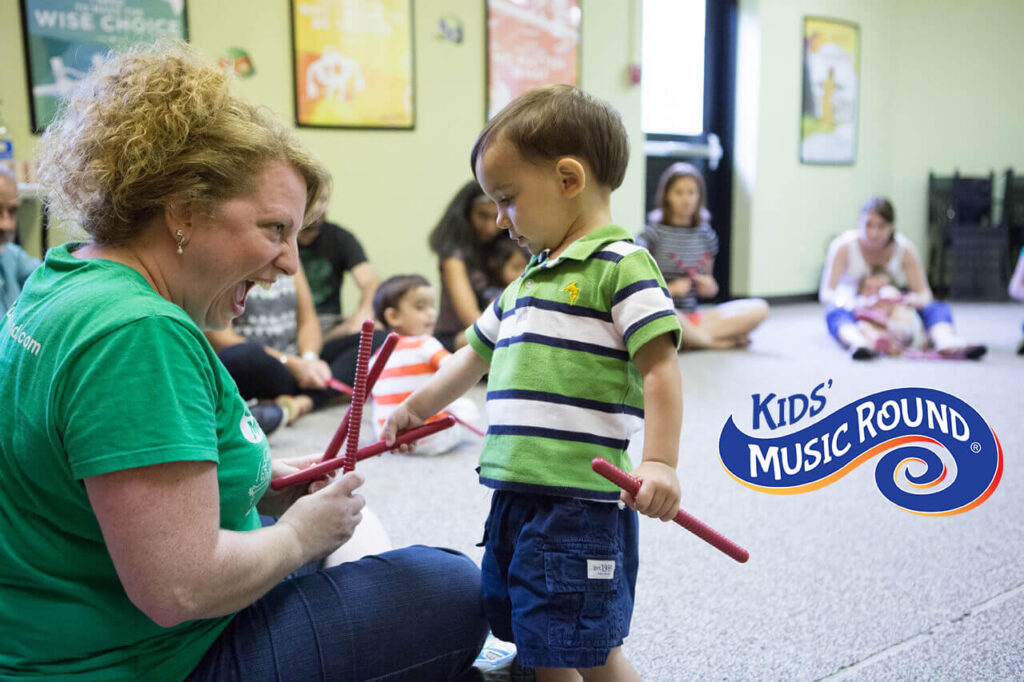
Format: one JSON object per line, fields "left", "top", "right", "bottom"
{"left": 825, "top": 301, "right": 954, "bottom": 342}
{"left": 186, "top": 545, "right": 488, "bottom": 681}
{"left": 220, "top": 332, "right": 387, "bottom": 409}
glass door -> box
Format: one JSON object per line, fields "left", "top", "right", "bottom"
{"left": 642, "top": 0, "right": 737, "bottom": 298}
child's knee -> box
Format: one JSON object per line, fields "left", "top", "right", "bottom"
{"left": 752, "top": 298, "right": 770, "bottom": 322}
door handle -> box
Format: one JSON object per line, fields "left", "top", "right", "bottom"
{"left": 643, "top": 132, "right": 723, "bottom": 170}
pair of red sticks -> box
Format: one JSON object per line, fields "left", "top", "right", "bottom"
{"left": 269, "top": 321, "right": 748, "bottom": 563}
{"left": 270, "top": 321, "right": 455, "bottom": 490}
{"left": 669, "top": 250, "right": 712, "bottom": 280}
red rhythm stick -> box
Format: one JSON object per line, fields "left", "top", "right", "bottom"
{"left": 270, "top": 417, "right": 457, "bottom": 490}
{"left": 444, "top": 411, "right": 486, "bottom": 437}
{"left": 327, "top": 378, "right": 353, "bottom": 395}
{"left": 342, "top": 320, "right": 375, "bottom": 474}
{"left": 320, "top": 332, "right": 399, "bottom": 463}
{"left": 591, "top": 457, "right": 749, "bottom": 563}
{"left": 669, "top": 252, "right": 701, "bottom": 280}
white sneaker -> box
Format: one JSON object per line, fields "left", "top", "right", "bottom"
{"left": 474, "top": 633, "right": 517, "bottom": 674}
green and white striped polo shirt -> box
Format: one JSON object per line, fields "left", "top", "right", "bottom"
{"left": 466, "top": 224, "right": 681, "bottom": 499}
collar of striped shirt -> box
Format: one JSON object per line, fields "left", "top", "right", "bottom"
{"left": 529, "top": 224, "right": 634, "bottom": 269}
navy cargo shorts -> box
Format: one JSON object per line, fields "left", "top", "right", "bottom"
{"left": 479, "top": 490, "right": 639, "bottom": 669}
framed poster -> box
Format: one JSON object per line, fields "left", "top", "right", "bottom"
{"left": 800, "top": 17, "right": 860, "bottom": 165}
{"left": 291, "top": 0, "right": 415, "bottom": 129}
{"left": 19, "top": 0, "right": 189, "bottom": 133}
{"left": 487, "top": 0, "right": 581, "bottom": 120}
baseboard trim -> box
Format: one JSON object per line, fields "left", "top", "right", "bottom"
{"left": 760, "top": 293, "right": 819, "bottom": 305}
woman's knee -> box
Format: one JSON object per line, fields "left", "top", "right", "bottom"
{"left": 375, "top": 546, "right": 485, "bottom": 620}
{"left": 825, "top": 306, "right": 855, "bottom": 339}
{"left": 381, "top": 547, "right": 489, "bottom": 663}
{"left": 401, "top": 546, "right": 483, "bottom": 601}
{"left": 218, "top": 341, "right": 271, "bottom": 373}
{"left": 919, "top": 301, "right": 954, "bottom": 329}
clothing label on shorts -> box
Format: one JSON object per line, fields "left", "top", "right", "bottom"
{"left": 587, "top": 559, "right": 615, "bottom": 580}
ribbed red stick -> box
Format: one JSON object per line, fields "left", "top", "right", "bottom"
{"left": 270, "top": 417, "right": 456, "bottom": 490}
{"left": 320, "top": 332, "right": 398, "bottom": 463}
{"left": 591, "top": 457, "right": 749, "bottom": 563}
{"left": 342, "top": 320, "right": 375, "bottom": 474}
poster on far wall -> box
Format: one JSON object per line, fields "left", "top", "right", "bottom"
{"left": 800, "top": 16, "right": 859, "bottom": 165}
{"left": 19, "top": 0, "right": 189, "bottom": 133}
{"left": 487, "top": 0, "right": 581, "bottom": 120}
{"left": 292, "top": 0, "right": 414, "bottom": 129}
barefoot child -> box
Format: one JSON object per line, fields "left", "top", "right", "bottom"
{"left": 386, "top": 85, "right": 683, "bottom": 681}
{"left": 369, "top": 274, "right": 479, "bottom": 455}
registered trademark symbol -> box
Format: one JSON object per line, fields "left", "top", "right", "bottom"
{"left": 970, "top": 442, "right": 982, "bottom": 453}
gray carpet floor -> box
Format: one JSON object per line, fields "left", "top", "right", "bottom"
{"left": 268, "top": 302, "right": 1024, "bottom": 681}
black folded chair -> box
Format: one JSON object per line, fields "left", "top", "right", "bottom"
{"left": 927, "top": 170, "right": 1006, "bottom": 300}
{"left": 1003, "top": 169, "right": 1024, "bottom": 263}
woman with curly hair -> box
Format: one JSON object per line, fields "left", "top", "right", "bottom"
{"left": 0, "top": 43, "right": 485, "bottom": 680}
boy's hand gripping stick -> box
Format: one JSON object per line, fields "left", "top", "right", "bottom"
{"left": 319, "top": 330, "right": 400, "bottom": 464}
{"left": 271, "top": 322, "right": 456, "bottom": 490}
{"left": 591, "top": 457, "right": 749, "bottom": 563}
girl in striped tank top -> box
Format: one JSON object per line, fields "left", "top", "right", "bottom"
{"left": 638, "top": 162, "right": 769, "bottom": 350}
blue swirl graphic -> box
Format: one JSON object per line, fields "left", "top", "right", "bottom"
{"left": 719, "top": 388, "right": 1002, "bottom": 515}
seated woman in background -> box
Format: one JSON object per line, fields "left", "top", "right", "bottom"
{"left": 820, "top": 195, "right": 986, "bottom": 360}
{"left": 638, "top": 162, "right": 768, "bottom": 350}
{"left": 296, "top": 187, "right": 387, "bottom": 373}
{"left": 0, "top": 43, "right": 486, "bottom": 681}
{"left": 428, "top": 180, "right": 504, "bottom": 351}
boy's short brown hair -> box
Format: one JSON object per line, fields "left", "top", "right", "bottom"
{"left": 471, "top": 84, "right": 629, "bottom": 190}
{"left": 373, "top": 274, "right": 431, "bottom": 327}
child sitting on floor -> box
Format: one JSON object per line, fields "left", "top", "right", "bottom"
{"left": 482, "top": 236, "right": 530, "bottom": 302}
{"left": 370, "top": 274, "right": 480, "bottom": 455}
{"left": 854, "top": 266, "right": 925, "bottom": 355}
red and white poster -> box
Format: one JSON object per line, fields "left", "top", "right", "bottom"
{"left": 487, "top": 0, "right": 581, "bottom": 119}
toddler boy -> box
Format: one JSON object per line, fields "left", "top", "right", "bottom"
{"left": 386, "top": 85, "right": 683, "bottom": 681}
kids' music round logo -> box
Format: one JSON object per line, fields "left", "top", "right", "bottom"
{"left": 718, "top": 382, "right": 1002, "bottom": 515}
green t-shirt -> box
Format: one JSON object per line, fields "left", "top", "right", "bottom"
{"left": 0, "top": 244, "right": 272, "bottom": 680}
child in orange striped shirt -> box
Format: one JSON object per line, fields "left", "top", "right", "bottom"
{"left": 370, "top": 274, "right": 481, "bottom": 454}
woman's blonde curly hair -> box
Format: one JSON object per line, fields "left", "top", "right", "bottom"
{"left": 37, "top": 41, "right": 330, "bottom": 245}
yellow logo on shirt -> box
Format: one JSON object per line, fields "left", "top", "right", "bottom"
{"left": 563, "top": 281, "right": 580, "bottom": 305}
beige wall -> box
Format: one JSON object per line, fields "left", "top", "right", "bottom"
{"left": 0, "top": 0, "right": 643, "bottom": 311}
{"left": 733, "top": 0, "right": 1024, "bottom": 297}
{"left": 4, "top": 1, "right": 1021, "bottom": 300}
{"left": 887, "top": 0, "right": 1024, "bottom": 243}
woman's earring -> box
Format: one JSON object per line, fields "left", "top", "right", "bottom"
{"left": 176, "top": 229, "right": 185, "bottom": 255}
